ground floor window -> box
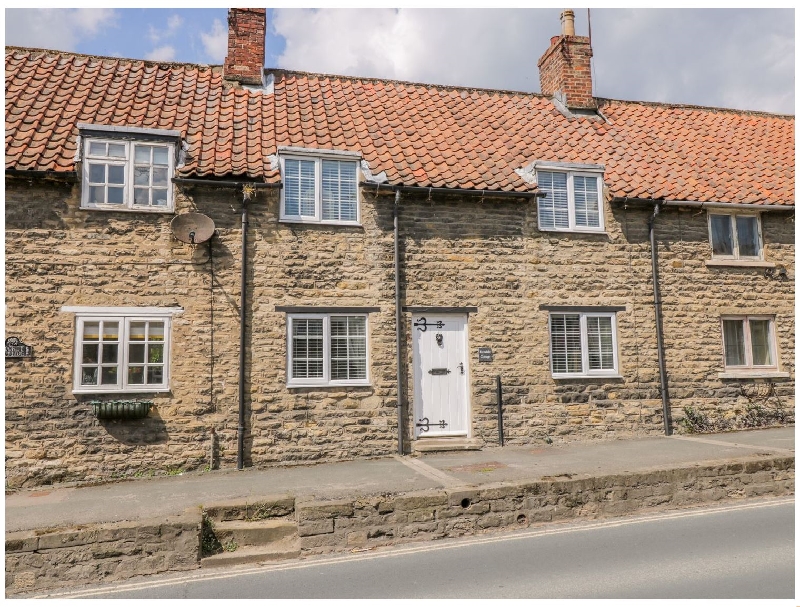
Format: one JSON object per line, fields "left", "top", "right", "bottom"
{"left": 65, "top": 307, "right": 179, "bottom": 394}
{"left": 287, "top": 314, "right": 369, "bottom": 387}
{"left": 548, "top": 311, "right": 618, "bottom": 378}
{"left": 721, "top": 316, "right": 777, "bottom": 370}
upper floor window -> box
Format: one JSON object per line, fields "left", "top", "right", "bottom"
{"left": 82, "top": 139, "right": 175, "bottom": 212}
{"left": 708, "top": 213, "right": 762, "bottom": 260}
{"left": 537, "top": 170, "right": 604, "bottom": 232}
{"left": 280, "top": 155, "right": 359, "bottom": 224}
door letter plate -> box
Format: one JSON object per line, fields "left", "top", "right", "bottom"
{"left": 428, "top": 367, "right": 451, "bottom": 376}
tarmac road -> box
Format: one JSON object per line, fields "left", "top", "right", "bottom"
{"left": 32, "top": 497, "right": 794, "bottom": 600}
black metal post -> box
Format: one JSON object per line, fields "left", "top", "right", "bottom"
{"left": 496, "top": 375, "right": 504, "bottom": 446}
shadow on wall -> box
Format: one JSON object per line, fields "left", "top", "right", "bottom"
{"left": 96, "top": 409, "right": 170, "bottom": 445}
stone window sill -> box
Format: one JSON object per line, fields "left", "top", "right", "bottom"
{"left": 718, "top": 371, "right": 791, "bottom": 380}
{"left": 705, "top": 259, "right": 775, "bottom": 268}
{"left": 552, "top": 374, "right": 624, "bottom": 380}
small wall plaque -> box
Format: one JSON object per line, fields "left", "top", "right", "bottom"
{"left": 478, "top": 347, "right": 493, "bottom": 362}
{"left": 5, "top": 337, "right": 33, "bottom": 358}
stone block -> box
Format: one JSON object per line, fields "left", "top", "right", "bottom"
{"left": 298, "top": 519, "right": 334, "bottom": 537}
{"left": 394, "top": 491, "right": 448, "bottom": 511}
{"left": 296, "top": 500, "right": 354, "bottom": 520}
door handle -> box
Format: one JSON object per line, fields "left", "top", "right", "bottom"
{"left": 458, "top": 362, "right": 464, "bottom": 375}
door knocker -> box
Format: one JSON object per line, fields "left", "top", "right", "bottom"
{"left": 435, "top": 333, "right": 443, "bottom": 347}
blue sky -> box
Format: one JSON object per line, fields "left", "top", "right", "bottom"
{"left": 5, "top": 8, "right": 795, "bottom": 114}
{"left": 6, "top": 8, "right": 286, "bottom": 66}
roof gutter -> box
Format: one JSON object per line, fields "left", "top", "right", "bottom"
{"left": 360, "top": 182, "right": 545, "bottom": 199}
{"left": 172, "top": 177, "right": 281, "bottom": 189}
{"left": 6, "top": 169, "right": 77, "bottom": 182}
{"left": 613, "top": 196, "right": 793, "bottom": 212}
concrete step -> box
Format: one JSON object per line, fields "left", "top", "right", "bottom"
{"left": 213, "top": 519, "right": 297, "bottom": 547}
{"left": 201, "top": 538, "right": 301, "bottom": 569}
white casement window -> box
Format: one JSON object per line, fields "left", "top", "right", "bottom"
{"left": 721, "top": 316, "right": 777, "bottom": 370}
{"left": 537, "top": 170, "right": 604, "bottom": 232}
{"left": 280, "top": 156, "right": 359, "bottom": 224}
{"left": 287, "top": 314, "right": 369, "bottom": 387}
{"left": 549, "top": 312, "right": 619, "bottom": 377}
{"left": 708, "top": 213, "right": 763, "bottom": 260}
{"left": 70, "top": 312, "right": 174, "bottom": 393}
{"left": 81, "top": 139, "right": 174, "bottom": 211}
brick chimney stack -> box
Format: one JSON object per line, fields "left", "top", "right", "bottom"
{"left": 537, "top": 9, "right": 596, "bottom": 110}
{"left": 223, "top": 8, "right": 266, "bottom": 86}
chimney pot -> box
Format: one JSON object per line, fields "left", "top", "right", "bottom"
{"left": 561, "top": 10, "right": 575, "bottom": 36}
{"left": 538, "top": 9, "right": 596, "bottom": 110}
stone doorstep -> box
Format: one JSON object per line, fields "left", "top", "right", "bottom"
{"left": 201, "top": 537, "right": 301, "bottom": 569}
{"left": 412, "top": 437, "right": 484, "bottom": 452}
{"left": 213, "top": 519, "right": 298, "bottom": 547}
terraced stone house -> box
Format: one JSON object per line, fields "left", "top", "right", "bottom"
{"left": 5, "top": 9, "right": 794, "bottom": 488}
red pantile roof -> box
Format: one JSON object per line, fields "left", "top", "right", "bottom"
{"left": 5, "top": 48, "right": 277, "bottom": 181}
{"left": 6, "top": 47, "right": 795, "bottom": 205}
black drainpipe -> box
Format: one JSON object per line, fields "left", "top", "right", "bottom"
{"left": 237, "top": 190, "right": 250, "bottom": 469}
{"left": 648, "top": 201, "right": 672, "bottom": 435}
{"left": 394, "top": 190, "right": 404, "bottom": 455}
{"left": 171, "top": 178, "right": 281, "bottom": 469}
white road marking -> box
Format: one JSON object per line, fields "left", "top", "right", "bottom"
{"left": 670, "top": 434, "right": 795, "bottom": 455}
{"left": 392, "top": 454, "right": 463, "bottom": 487}
{"left": 32, "top": 496, "right": 794, "bottom": 599}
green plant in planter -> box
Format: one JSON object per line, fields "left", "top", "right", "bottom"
{"left": 90, "top": 399, "right": 153, "bottom": 420}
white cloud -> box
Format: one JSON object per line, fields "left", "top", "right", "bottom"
{"left": 145, "top": 45, "right": 176, "bottom": 62}
{"left": 270, "top": 8, "right": 794, "bottom": 115}
{"left": 201, "top": 18, "right": 228, "bottom": 63}
{"left": 5, "top": 8, "right": 117, "bottom": 51}
{"left": 149, "top": 13, "right": 184, "bottom": 44}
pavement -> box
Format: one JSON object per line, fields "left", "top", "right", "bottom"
{"left": 5, "top": 427, "right": 795, "bottom": 534}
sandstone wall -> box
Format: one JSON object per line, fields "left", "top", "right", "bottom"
{"left": 5, "top": 178, "right": 794, "bottom": 487}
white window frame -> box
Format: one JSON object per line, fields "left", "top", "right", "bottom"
{"left": 536, "top": 170, "right": 605, "bottom": 233}
{"left": 81, "top": 138, "right": 175, "bottom": 212}
{"left": 720, "top": 315, "right": 778, "bottom": 371}
{"left": 65, "top": 307, "right": 180, "bottom": 394}
{"left": 286, "top": 313, "right": 370, "bottom": 387}
{"left": 279, "top": 154, "right": 361, "bottom": 225}
{"left": 548, "top": 311, "right": 620, "bottom": 378}
{"left": 707, "top": 212, "right": 764, "bottom": 261}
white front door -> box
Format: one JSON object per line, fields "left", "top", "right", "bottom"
{"left": 412, "top": 314, "right": 469, "bottom": 438}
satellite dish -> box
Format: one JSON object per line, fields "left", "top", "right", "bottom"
{"left": 171, "top": 213, "right": 215, "bottom": 244}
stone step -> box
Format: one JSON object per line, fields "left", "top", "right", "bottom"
{"left": 412, "top": 437, "right": 484, "bottom": 452}
{"left": 213, "top": 519, "right": 297, "bottom": 547}
{"left": 201, "top": 538, "right": 301, "bottom": 569}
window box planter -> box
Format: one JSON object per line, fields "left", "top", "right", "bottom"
{"left": 90, "top": 399, "right": 152, "bottom": 420}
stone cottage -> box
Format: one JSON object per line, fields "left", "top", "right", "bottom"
{"left": 5, "top": 9, "right": 794, "bottom": 488}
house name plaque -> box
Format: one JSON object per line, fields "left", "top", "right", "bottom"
{"left": 5, "top": 337, "right": 33, "bottom": 358}
{"left": 478, "top": 347, "right": 493, "bottom": 362}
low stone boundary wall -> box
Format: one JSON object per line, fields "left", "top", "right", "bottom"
{"left": 295, "top": 456, "right": 795, "bottom": 554}
{"left": 6, "top": 455, "right": 794, "bottom": 596}
{"left": 6, "top": 511, "right": 200, "bottom": 596}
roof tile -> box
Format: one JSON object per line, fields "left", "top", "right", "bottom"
{"left": 5, "top": 48, "right": 794, "bottom": 203}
